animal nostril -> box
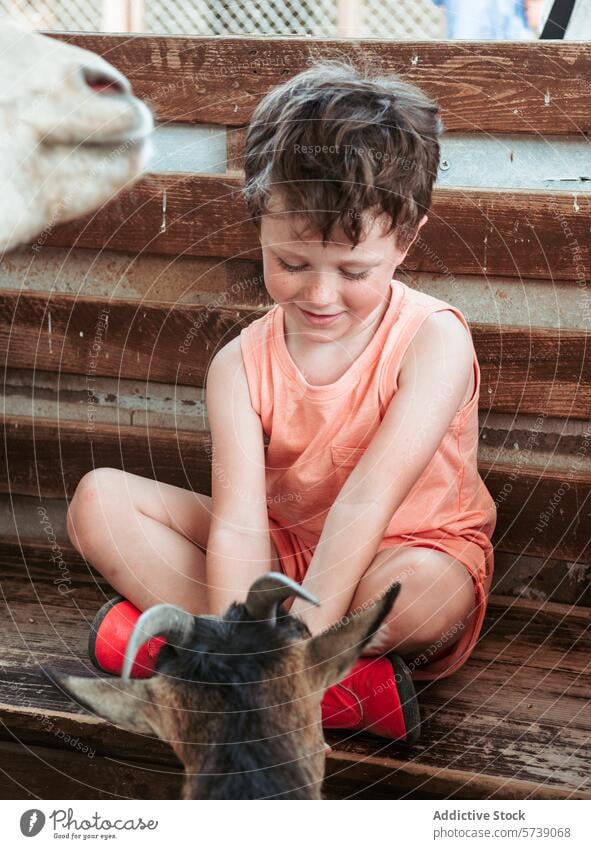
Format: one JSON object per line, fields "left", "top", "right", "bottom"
{"left": 82, "top": 68, "right": 128, "bottom": 96}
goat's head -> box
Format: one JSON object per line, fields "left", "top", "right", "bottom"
{"left": 0, "top": 19, "right": 153, "bottom": 252}
{"left": 52, "top": 573, "right": 401, "bottom": 799}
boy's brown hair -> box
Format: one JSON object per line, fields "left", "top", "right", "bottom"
{"left": 242, "top": 56, "right": 444, "bottom": 251}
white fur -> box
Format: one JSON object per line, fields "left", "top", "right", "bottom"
{"left": 0, "top": 20, "right": 154, "bottom": 252}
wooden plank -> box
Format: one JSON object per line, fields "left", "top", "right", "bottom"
{"left": 0, "top": 703, "right": 173, "bottom": 767}
{"left": 0, "top": 741, "right": 183, "bottom": 800}
{"left": 39, "top": 174, "right": 590, "bottom": 283}
{"left": 0, "top": 289, "right": 244, "bottom": 388}
{"left": 482, "top": 461, "right": 591, "bottom": 564}
{"left": 499, "top": 558, "right": 591, "bottom": 607}
{"left": 2, "top": 291, "right": 589, "bottom": 418}
{"left": 0, "top": 570, "right": 588, "bottom": 798}
{"left": 0, "top": 539, "right": 104, "bottom": 587}
{"left": 0, "top": 736, "right": 412, "bottom": 800}
{"left": 47, "top": 33, "right": 591, "bottom": 134}
{"left": 473, "top": 324, "right": 591, "bottom": 419}
{"left": 323, "top": 744, "right": 588, "bottom": 800}
{"left": 1, "top": 416, "right": 589, "bottom": 564}
{"left": 491, "top": 547, "right": 591, "bottom": 608}
{"left": 226, "top": 126, "right": 247, "bottom": 173}
{"left": 0, "top": 416, "right": 210, "bottom": 499}
{"left": 0, "top": 246, "right": 265, "bottom": 308}
{"left": 3, "top": 248, "right": 583, "bottom": 332}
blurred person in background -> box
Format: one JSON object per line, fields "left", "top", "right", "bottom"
{"left": 526, "top": 0, "right": 551, "bottom": 34}
{"left": 432, "top": 0, "right": 544, "bottom": 37}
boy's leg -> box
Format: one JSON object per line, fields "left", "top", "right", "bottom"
{"left": 67, "top": 468, "right": 282, "bottom": 615}
{"left": 320, "top": 546, "right": 476, "bottom": 739}
{"left": 348, "top": 545, "right": 477, "bottom": 663}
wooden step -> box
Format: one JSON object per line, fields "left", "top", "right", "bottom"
{"left": 38, "top": 173, "right": 590, "bottom": 282}
{"left": 0, "top": 563, "right": 588, "bottom": 799}
{"left": 2, "top": 416, "right": 590, "bottom": 565}
{"left": 2, "top": 290, "right": 589, "bottom": 417}
{"left": 49, "top": 34, "right": 591, "bottom": 134}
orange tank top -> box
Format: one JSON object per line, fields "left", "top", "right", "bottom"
{"left": 239, "top": 278, "right": 497, "bottom": 555}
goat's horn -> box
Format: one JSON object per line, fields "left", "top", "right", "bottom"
{"left": 122, "top": 604, "right": 195, "bottom": 680}
{"left": 245, "top": 571, "right": 319, "bottom": 626}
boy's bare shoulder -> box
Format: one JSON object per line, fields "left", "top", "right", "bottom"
{"left": 206, "top": 336, "right": 254, "bottom": 408}
{"left": 423, "top": 309, "right": 472, "bottom": 344}
{"left": 210, "top": 333, "right": 241, "bottom": 358}
{"left": 207, "top": 336, "right": 244, "bottom": 378}
{"left": 400, "top": 310, "right": 474, "bottom": 407}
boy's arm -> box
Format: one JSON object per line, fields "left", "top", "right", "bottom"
{"left": 291, "top": 311, "right": 475, "bottom": 633}
{"left": 204, "top": 336, "right": 272, "bottom": 615}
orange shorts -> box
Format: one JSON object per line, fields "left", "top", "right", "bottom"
{"left": 268, "top": 519, "right": 494, "bottom": 683}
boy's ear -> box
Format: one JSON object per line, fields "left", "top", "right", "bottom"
{"left": 396, "top": 215, "right": 428, "bottom": 262}
{"left": 407, "top": 214, "right": 429, "bottom": 243}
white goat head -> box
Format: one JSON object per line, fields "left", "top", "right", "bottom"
{"left": 51, "top": 574, "right": 402, "bottom": 800}
{"left": 0, "top": 19, "right": 153, "bottom": 252}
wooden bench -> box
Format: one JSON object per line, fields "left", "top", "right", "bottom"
{"left": 0, "top": 33, "right": 589, "bottom": 800}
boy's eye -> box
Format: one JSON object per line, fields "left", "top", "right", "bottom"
{"left": 277, "top": 258, "right": 306, "bottom": 274}
{"left": 342, "top": 269, "right": 371, "bottom": 281}
{"left": 276, "top": 257, "right": 370, "bottom": 281}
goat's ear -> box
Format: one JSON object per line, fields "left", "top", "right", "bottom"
{"left": 304, "top": 582, "right": 401, "bottom": 691}
{"left": 45, "top": 669, "right": 158, "bottom": 735}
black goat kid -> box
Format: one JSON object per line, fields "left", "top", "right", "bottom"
{"left": 51, "top": 573, "right": 402, "bottom": 799}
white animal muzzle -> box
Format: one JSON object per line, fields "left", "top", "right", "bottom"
{"left": 0, "top": 20, "right": 154, "bottom": 252}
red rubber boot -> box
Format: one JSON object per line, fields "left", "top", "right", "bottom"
{"left": 321, "top": 655, "right": 421, "bottom": 742}
{"left": 88, "top": 596, "right": 166, "bottom": 678}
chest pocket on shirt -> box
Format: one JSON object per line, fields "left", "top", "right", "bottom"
{"left": 331, "top": 444, "right": 366, "bottom": 489}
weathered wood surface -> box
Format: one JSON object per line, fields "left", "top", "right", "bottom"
{"left": 0, "top": 741, "right": 183, "bottom": 800}
{"left": 0, "top": 538, "right": 93, "bottom": 579}
{"left": 1, "top": 415, "right": 590, "bottom": 568}
{"left": 42, "top": 174, "right": 591, "bottom": 280}
{"left": 48, "top": 34, "right": 591, "bottom": 134}
{"left": 2, "top": 292, "right": 589, "bottom": 418}
{"left": 0, "top": 568, "right": 588, "bottom": 798}
{"left": 0, "top": 416, "right": 210, "bottom": 499}
{"left": 40, "top": 175, "right": 590, "bottom": 283}
{"left": 0, "top": 246, "right": 267, "bottom": 307}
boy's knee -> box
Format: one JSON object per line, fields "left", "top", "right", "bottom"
{"left": 67, "top": 467, "right": 124, "bottom": 551}
{"left": 398, "top": 557, "right": 475, "bottom": 634}
{"left": 360, "top": 550, "right": 476, "bottom": 655}
{"left": 379, "top": 549, "right": 474, "bottom": 604}
{"left": 364, "top": 550, "right": 443, "bottom": 610}
{"left": 76, "top": 467, "right": 123, "bottom": 500}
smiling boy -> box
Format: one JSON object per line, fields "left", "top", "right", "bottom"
{"left": 71, "top": 58, "right": 496, "bottom": 743}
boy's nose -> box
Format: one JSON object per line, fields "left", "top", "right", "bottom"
{"left": 300, "top": 274, "right": 340, "bottom": 305}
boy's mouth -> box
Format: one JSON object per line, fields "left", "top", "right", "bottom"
{"left": 298, "top": 306, "right": 344, "bottom": 325}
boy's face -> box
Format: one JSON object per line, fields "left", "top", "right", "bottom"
{"left": 259, "top": 196, "right": 427, "bottom": 343}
